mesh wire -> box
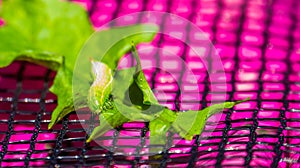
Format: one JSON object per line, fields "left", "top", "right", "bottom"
{"left": 0, "top": 0, "right": 300, "bottom": 167}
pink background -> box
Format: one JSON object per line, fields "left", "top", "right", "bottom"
{"left": 0, "top": 0, "right": 300, "bottom": 167}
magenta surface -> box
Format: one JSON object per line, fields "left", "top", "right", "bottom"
{"left": 0, "top": 0, "right": 300, "bottom": 167}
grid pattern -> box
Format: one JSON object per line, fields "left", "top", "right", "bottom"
{"left": 0, "top": 0, "right": 300, "bottom": 167}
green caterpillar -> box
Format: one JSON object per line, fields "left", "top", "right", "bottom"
{"left": 88, "top": 60, "right": 114, "bottom": 114}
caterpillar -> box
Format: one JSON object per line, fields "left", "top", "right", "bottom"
{"left": 87, "top": 60, "right": 113, "bottom": 114}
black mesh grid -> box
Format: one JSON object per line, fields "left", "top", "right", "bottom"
{"left": 0, "top": 0, "right": 300, "bottom": 167}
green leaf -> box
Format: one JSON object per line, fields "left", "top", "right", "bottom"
{"left": 0, "top": 50, "right": 63, "bottom": 71}
{"left": 78, "top": 24, "right": 159, "bottom": 71}
{"left": 73, "top": 25, "right": 159, "bottom": 112}
{"left": 0, "top": 0, "right": 94, "bottom": 129}
{"left": 108, "top": 44, "right": 174, "bottom": 147}
{"left": 131, "top": 43, "right": 159, "bottom": 106}
{"left": 87, "top": 99, "right": 129, "bottom": 143}
{"left": 86, "top": 43, "right": 163, "bottom": 142}
{"left": 86, "top": 116, "right": 112, "bottom": 143}
{"left": 0, "top": 0, "right": 93, "bottom": 70}
{"left": 51, "top": 23, "right": 159, "bottom": 128}
{"left": 172, "top": 98, "right": 250, "bottom": 140}
{"left": 110, "top": 43, "right": 163, "bottom": 121}
{"left": 85, "top": 42, "right": 249, "bottom": 145}
{"left": 112, "top": 67, "right": 155, "bottom": 121}
{"left": 0, "top": 0, "right": 248, "bottom": 147}
{"left": 48, "top": 65, "right": 75, "bottom": 129}
{"left": 0, "top": 0, "right": 157, "bottom": 129}
{"left": 149, "top": 108, "right": 177, "bottom": 149}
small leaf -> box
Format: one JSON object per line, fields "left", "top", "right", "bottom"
{"left": 86, "top": 115, "right": 114, "bottom": 143}
{"left": 85, "top": 24, "right": 159, "bottom": 70}
{"left": 172, "top": 98, "right": 249, "bottom": 140}
{"left": 149, "top": 108, "right": 177, "bottom": 146}
{"left": 131, "top": 43, "right": 159, "bottom": 106}
{"left": 87, "top": 100, "right": 129, "bottom": 143}
{"left": 48, "top": 65, "right": 74, "bottom": 129}
{"left": 110, "top": 43, "right": 163, "bottom": 121}
{"left": 148, "top": 108, "right": 177, "bottom": 155}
